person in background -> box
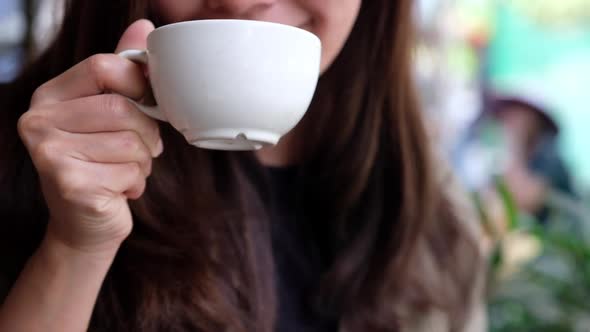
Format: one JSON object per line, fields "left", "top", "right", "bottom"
{"left": 486, "top": 94, "right": 574, "bottom": 221}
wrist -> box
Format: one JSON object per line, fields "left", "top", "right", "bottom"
{"left": 40, "top": 230, "right": 121, "bottom": 267}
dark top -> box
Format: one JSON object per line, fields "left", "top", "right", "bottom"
{"left": 265, "top": 166, "right": 337, "bottom": 332}
{"left": 0, "top": 165, "right": 339, "bottom": 331}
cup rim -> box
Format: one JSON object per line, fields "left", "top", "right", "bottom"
{"left": 150, "top": 19, "right": 320, "bottom": 44}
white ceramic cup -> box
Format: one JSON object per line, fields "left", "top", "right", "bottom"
{"left": 118, "top": 19, "right": 321, "bottom": 151}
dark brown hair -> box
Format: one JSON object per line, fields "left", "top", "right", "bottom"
{"left": 0, "top": 1, "right": 481, "bottom": 331}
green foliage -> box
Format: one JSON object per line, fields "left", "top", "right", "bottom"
{"left": 484, "top": 182, "right": 590, "bottom": 331}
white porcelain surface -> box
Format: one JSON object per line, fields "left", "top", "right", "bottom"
{"left": 123, "top": 19, "right": 321, "bottom": 150}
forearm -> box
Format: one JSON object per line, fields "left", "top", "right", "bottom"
{"left": 0, "top": 233, "right": 118, "bottom": 332}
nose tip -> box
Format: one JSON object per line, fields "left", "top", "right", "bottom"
{"left": 206, "top": 0, "right": 275, "bottom": 17}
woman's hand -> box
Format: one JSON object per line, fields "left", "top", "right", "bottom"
{"left": 17, "top": 19, "right": 160, "bottom": 255}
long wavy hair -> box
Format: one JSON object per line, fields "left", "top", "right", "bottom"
{"left": 0, "top": 0, "right": 481, "bottom": 331}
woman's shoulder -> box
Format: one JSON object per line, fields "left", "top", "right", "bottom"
{"left": 435, "top": 151, "right": 489, "bottom": 331}
{"left": 402, "top": 150, "right": 489, "bottom": 332}
{"left": 434, "top": 150, "right": 483, "bottom": 243}
{"left": 421, "top": 127, "right": 485, "bottom": 242}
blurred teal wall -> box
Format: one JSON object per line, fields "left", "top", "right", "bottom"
{"left": 487, "top": 2, "right": 590, "bottom": 189}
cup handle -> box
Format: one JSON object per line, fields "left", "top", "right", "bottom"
{"left": 117, "top": 49, "right": 168, "bottom": 122}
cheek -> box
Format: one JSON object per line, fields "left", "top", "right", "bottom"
{"left": 301, "top": 0, "right": 361, "bottom": 73}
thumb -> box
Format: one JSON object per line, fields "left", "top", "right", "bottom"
{"left": 115, "top": 19, "right": 155, "bottom": 53}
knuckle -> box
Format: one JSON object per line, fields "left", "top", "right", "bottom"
{"left": 17, "top": 110, "right": 47, "bottom": 137}
{"left": 130, "top": 178, "right": 148, "bottom": 199}
{"left": 55, "top": 168, "right": 90, "bottom": 203}
{"left": 127, "top": 162, "right": 146, "bottom": 187}
{"left": 129, "top": 162, "right": 143, "bottom": 179}
{"left": 102, "top": 94, "right": 133, "bottom": 119}
{"left": 55, "top": 168, "right": 112, "bottom": 218}
{"left": 141, "top": 140, "right": 154, "bottom": 161}
{"left": 144, "top": 160, "right": 153, "bottom": 176}
{"left": 32, "top": 139, "right": 61, "bottom": 168}
{"left": 140, "top": 153, "right": 153, "bottom": 176}
{"left": 134, "top": 183, "right": 147, "bottom": 199}
{"left": 141, "top": 148, "right": 153, "bottom": 164}
{"left": 151, "top": 121, "right": 161, "bottom": 142}
{"left": 118, "top": 131, "right": 142, "bottom": 153}
{"left": 30, "top": 84, "right": 52, "bottom": 106}
{"left": 128, "top": 163, "right": 147, "bottom": 185}
{"left": 86, "top": 54, "right": 112, "bottom": 86}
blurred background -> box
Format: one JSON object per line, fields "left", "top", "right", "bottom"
{"left": 415, "top": 0, "right": 590, "bottom": 330}
{"left": 0, "top": 0, "right": 62, "bottom": 82}
{"left": 1, "top": 0, "right": 589, "bottom": 330}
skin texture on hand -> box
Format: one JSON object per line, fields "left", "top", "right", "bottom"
{"left": 17, "top": 19, "right": 161, "bottom": 254}
{"left": 0, "top": 20, "right": 164, "bottom": 332}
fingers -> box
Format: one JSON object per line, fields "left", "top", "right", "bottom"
{"left": 15, "top": 20, "right": 160, "bottom": 252}
{"left": 94, "top": 162, "right": 147, "bottom": 200}
{"left": 30, "top": 136, "right": 152, "bottom": 205}
{"left": 30, "top": 20, "right": 156, "bottom": 108}
{"left": 30, "top": 54, "right": 148, "bottom": 107}
{"left": 115, "top": 19, "right": 155, "bottom": 53}
{"left": 19, "top": 94, "right": 163, "bottom": 157}
{"left": 62, "top": 131, "right": 155, "bottom": 176}
{"left": 49, "top": 161, "right": 148, "bottom": 208}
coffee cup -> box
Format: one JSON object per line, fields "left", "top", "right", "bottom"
{"left": 118, "top": 19, "right": 321, "bottom": 151}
